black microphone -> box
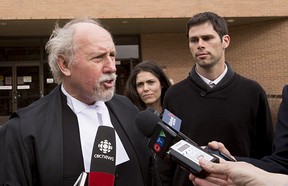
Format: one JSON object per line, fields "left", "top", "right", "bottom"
{"left": 136, "top": 108, "right": 235, "bottom": 161}
{"left": 136, "top": 108, "right": 194, "bottom": 159}
{"left": 145, "top": 107, "right": 162, "bottom": 117}
{"left": 135, "top": 108, "right": 198, "bottom": 147}
{"left": 135, "top": 108, "right": 235, "bottom": 177}
{"left": 136, "top": 109, "right": 218, "bottom": 177}
{"left": 74, "top": 125, "right": 116, "bottom": 186}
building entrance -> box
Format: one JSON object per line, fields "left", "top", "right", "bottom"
{"left": 0, "top": 62, "right": 42, "bottom": 124}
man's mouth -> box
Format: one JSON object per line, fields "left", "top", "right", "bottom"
{"left": 196, "top": 52, "right": 209, "bottom": 59}
{"left": 102, "top": 79, "right": 115, "bottom": 89}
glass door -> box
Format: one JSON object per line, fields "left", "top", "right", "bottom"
{"left": 115, "top": 58, "right": 139, "bottom": 95}
{"left": 0, "top": 64, "right": 41, "bottom": 124}
{"left": 16, "top": 66, "right": 40, "bottom": 109}
{"left": 0, "top": 66, "right": 13, "bottom": 116}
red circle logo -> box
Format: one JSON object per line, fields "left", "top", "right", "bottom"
{"left": 154, "top": 144, "right": 161, "bottom": 152}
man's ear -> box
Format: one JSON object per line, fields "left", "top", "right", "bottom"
{"left": 222, "top": 35, "right": 230, "bottom": 49}
{"left": 57, "top": 55, "right": 71, "bottom": 76}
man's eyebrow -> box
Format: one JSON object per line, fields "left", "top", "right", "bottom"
{"left": 190, "top": 34, "right": 214, "bottom": 37}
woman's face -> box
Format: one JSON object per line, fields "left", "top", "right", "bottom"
{"left": 136, "top": 71, "right": 162, "bottom": 108}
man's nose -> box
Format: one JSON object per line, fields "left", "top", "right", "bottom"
{"left": 197, "top": 39, "right": 205, "bottom": 49}
{"left": 103, "top": 56, "right": 117, "bottom": 73}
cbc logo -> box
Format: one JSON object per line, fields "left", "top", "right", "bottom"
{"left": 98, "top": 140, "right": 113, "bottom": 154}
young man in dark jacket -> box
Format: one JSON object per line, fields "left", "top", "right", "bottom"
{"left": 162, "top": 12, "right": 274, "bottom": 185}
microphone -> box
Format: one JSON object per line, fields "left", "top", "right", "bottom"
{"left": 135, "top": 108, "right": 198, "bottom": 147}
{"left": 145, "top": 107, "right": 162, "bottom": 117}
{"left": 135, "top": 108, "right": 235, "bottom": 178}
{"left": 74, "top": 125, "right": 116, "bottom": 186}
{"left": 136, "top": 108, "right": 235, "bottom": 161}
{"left": 89, "top": 125, "right": 116, "bottom": 186}
{"left": 136, "top": 109, "right": 199, "bottom": 158}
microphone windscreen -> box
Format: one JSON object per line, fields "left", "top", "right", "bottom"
{"left": 90, "top": 125, "right": 116, "bottom": 174}
{"left": 135, "top": 109, "right": 163, "bottom": 137}
{"left": 89, "top": 172, "right": 115, "bottom": 186}
{"left": 74, "top": 172, "right": 115, "bottom": 186}
{"left": 146, "top": 107, "right": 161, "bottom": 117}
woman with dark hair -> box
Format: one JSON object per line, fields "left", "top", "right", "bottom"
{"left": 125, "top": 60, "right": 172, "bottom": 113}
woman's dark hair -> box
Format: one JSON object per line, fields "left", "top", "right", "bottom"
{"left": 124, "top": 60, "right": 172, "bottom": 111}
{"left": 186, "top": 12, "right": 228, "bottom": 40}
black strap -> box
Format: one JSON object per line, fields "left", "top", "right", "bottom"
{"left": 61, "top": 92, "right": 85, "bottom": 186}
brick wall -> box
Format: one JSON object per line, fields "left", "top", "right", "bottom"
{"left": 227, "top": 19, "right": 288, "bottom": 95}
{"left": 1, "top": 1, "right": 287, "bottom": 19}
{"left": 141, "top": 33, "right": 192, "bottom": 83}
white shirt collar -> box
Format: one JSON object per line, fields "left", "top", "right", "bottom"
{"left": 197, "top": 64, "right": 228, "bottom": 87}
{"left": 61, "top": 85, "right": 104, "bottom": 114}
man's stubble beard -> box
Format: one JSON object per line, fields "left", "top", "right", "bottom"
{"left": 94, "top": 73, "right": 117, "bottom": 102}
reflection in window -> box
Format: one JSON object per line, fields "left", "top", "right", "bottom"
{"left": 115, "top": 45, "right": 139, "bottom": 59}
